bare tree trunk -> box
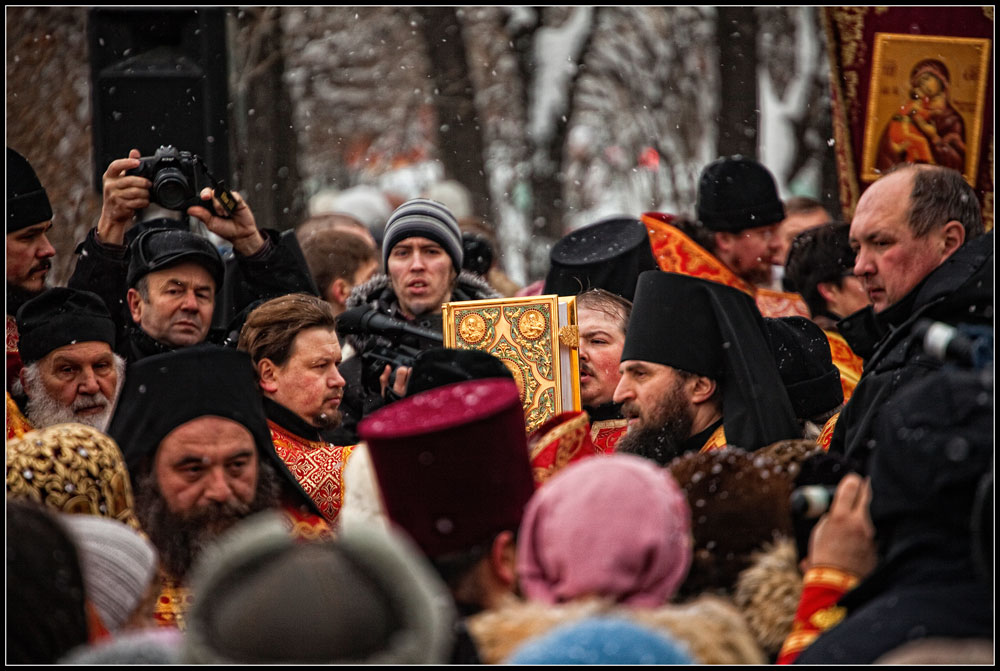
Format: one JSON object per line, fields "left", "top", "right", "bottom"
{"left": 417, "top": 7, "right": 492, "bottom": 221}
{"left": 229, "top": 7, "right": 304, "bottom": 231}
{"left": 715, "top": 7, "right": 759, "bottom": 158}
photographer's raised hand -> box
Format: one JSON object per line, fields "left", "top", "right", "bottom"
{"left": 97, "top": 148, "right": 149, "bottom": 246}
{"left": 188, "top": 187, "right": 266, "bottom": 257}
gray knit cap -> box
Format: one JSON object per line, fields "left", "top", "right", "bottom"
{"left": 59, "top": 514, "right": 159, "bottom": 632}
{"left": 381, "top": 198, "right": 464, "bottom": 273}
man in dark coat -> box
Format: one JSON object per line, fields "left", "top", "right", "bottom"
{"left": 334, "top": 198, "right": 498, "bottom": 443}
{"left": 827, "top": 163, "right": 992, "bottom": 472}
{"left": 68, "top": 148, "right": 316, "bottom": 363}
{"left": 793, "top": 366, "right": 993, "bottom": 664}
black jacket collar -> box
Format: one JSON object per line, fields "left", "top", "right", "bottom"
{"left": 584, "top": 400, "right": 624, "bottom": 423}
{"left": 262, "top": 397, "right": 326, "bottom": 443}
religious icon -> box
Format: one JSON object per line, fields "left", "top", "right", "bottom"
{"left": 861, "top": 33, "right": 990, "bottom": 185}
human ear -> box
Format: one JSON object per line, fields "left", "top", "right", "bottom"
{"left": 257, "top": 358, "right": 280, "bottom": 394}
{"left": 689, "top": 375, "right": 717, "bottom": 404}
{"left": 126, "top": 288, "right": 144, "bottom": 324}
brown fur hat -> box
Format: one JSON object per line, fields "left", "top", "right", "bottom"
{"left": 668, "top": 447, "right": 794, "bottom": 600}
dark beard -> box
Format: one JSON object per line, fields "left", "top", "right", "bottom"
{"left": 615, "top": 379, "right": 695, "bottom": 466}
{"left": 615, "top": 410, "right": 695, "bottom": 466}
{"left": 741, "top": 263, "right": 774, "bottom": 287}
{"left": 134, "top": 460, "right": 282, "bottom": 581}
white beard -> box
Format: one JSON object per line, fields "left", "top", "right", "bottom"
{"left": 21, "top": 356, "right": 126, "bottom": 433}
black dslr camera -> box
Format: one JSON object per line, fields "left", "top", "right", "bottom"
{"left": 126, "top": 145, "right": 216, "bottom": 212}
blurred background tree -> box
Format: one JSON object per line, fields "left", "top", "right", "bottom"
{"left": 7, "top": 6, "right": 838, "bottom": 286}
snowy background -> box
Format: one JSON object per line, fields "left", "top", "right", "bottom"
{"left": 7, "top": 7, "right": 838, "bottom": 288}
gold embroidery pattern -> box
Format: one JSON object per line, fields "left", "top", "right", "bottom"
{"left": 6, "top": 314, "right": 20, "bottom": 356}
{"left": 269, "top": 422, "right": 347, "bottom": 524}
{"left": 590, "top": 419, "right": 628, "bottom": 454}
{"left": 6, "top": 391, "right": 33, "bottom": 439}
{"left": 699, "top": 425, "right": 728, "bottom": 453}
{"left": 831, "top": 6, "right": 869, "bottom": 68}
{"left": 809, "top": 605, "right": 848, "bottom": 630}
{"left": 529, "top": 413, "right": 589, "bottom": 485}
{"left": 805, "top": 566, "right": 860, "bottom": 591}
{"left": 6, "top": 422, "right": 140, "bottom": 530}
{"left": 529, "top": 412, "right": 589, "bottom": 462}
{"left": 153, "top": 575, "right": 192, "bottom": 630}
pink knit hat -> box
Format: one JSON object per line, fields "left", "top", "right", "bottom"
{"left": 517, "top": 454, "right": 692, "bottom": 608}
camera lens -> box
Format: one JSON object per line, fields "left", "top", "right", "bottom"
{"left": 153, "top": 168, "right": 192, "bottom": 211}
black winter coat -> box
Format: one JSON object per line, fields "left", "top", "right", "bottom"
{"left": 828, "top": 231, "right": 994, "bottom": 472}
{"left": 794, "top": 539, "right": 992, "bottom": 664}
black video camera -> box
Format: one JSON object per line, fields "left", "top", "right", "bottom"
{"left": 336, "top": 305, "right": 444, "bottom": 398}
{"left": 126, "top": 145, "right": 216, "bottom": 212}
{"left": 361, "top": 343, "right": 422, "bottom": 398}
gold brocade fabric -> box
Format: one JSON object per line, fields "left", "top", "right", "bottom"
{"left": 5, "top": 422, "right": 141, "bottom": 530}
{"left": 641, "top": 215, "right": 810, "bottom": 319}
{"left": 6, "top": 391, "right": 33, "bottom": 439}
{"left": 527, "top": 411, "right": 599, "bottom": 487}
{"left": 817, "top": 412, "right": 840, "bottom": 452}
{"left": 268, "top": 420, "right": 351, "bottom": 525}
{"left": 824, "top": 330, "right": 863, "bottom": 402}
{"left": 152, "top": 574, "right": 192, "bottom": 630}
{"left": 6, "top": 314, "right": 21, "bottom": 377}
{"left": 590, "top": 419, "right": 627, "bottom": 454}
{"left": 698, "top": 425, "right": 729, "bottom": 453}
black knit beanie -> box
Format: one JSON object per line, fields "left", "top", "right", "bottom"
{"left": 16, "top": 288, "right": 116, "bottom": 365}
{"left": 696, "top": 155, "right": 785, "bottom": 233}
{"left": 7, "top": 147, "right": 53, "bottom": 233}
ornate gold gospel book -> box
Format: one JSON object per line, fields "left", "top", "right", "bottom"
{"left": 441, "top": 295, "right": 581, "bottom": 433}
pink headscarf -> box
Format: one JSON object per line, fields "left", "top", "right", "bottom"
{"left": 516, "top": 454, "right": 693, "bottom": 608}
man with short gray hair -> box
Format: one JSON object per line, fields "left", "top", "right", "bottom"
{"left": 828, "top": 162, "right": 992, "bottom": 472}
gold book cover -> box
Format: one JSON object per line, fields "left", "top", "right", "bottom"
{"left": 441, "top": 294, "right": 580, "bottom": 433}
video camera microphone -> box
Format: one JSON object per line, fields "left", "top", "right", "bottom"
{"left": 790, "top": 485, "right": 837, "bottom": 520}
{"left": 336, "top": 305, "right": 443, "bottom": 344}
{"left": 913, "top": 319, "right": 992, "bottom": 369}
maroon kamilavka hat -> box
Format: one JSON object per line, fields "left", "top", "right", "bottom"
{"left": 359, "top": 377, "right": 534, "bottom": 558}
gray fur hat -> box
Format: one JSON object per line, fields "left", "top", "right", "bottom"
{"left": 181, "top": 511, "right": 457, "bottom": 664}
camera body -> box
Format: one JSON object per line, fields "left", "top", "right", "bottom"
{"left": 126, "top": 145, "right": 213, "bottom": 212}
{"left": 361, "top": 343, "right": 421, "bottom": 397}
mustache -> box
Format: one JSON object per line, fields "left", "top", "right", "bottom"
{"left": 620, "top": 401, "right": 640, "bottom": 418}
{"left": 71, "top": 391, "right": 111, "bottom": 411}
{"left": 30, "top": 258, "right": 52, "bottom": 273}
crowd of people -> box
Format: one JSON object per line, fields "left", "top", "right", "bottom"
{"left": 6, "top": 143, "right": 994, "bottom": 664}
